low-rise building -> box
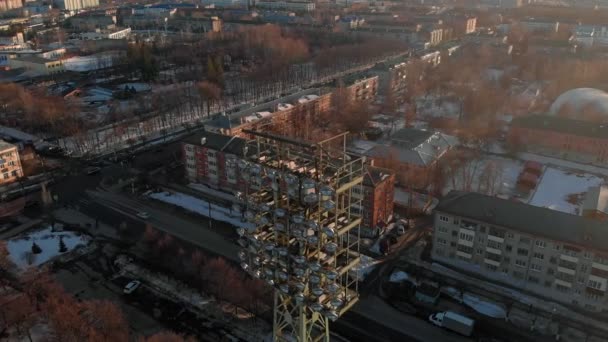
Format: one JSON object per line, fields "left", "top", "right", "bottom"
{"left": 9, "top": 56, "right": 64, "bottom": 75}
{"left": 0, "top": 140, "right": 22, "bottom": 185}
{"left": 509, "top": 114, "right": 608, "bottom": 165}
{"left": 433, "top": 191, "right": 608, "bottom": 313}
{"left": 78, "top": 27, "right": 131, "bottom": 40}
{"left": 369, "top": 128, "right": 456, "bottom": 188}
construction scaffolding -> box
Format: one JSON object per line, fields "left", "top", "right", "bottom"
{"left": 237, "top": 130, "right": 365, "bottom": 342}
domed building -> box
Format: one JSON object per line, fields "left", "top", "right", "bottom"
{"left": 549, "top": 88, "right": 608, "bottom": 123}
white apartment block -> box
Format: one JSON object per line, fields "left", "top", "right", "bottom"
{"left": 432, "top": 191, "right": 608, "bottom": 313}
{"left": 0, "top": 140, "right": 23, "bottom": 185}
{"left": 57, "top": 0, "right": 99, "bottom": 11}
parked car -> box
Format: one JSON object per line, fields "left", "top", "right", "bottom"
{"left": 123, "top": 280, "right": 141, "bottom": 294}
{"left": 136, "top": 211, "right": 150, "bottom": 219}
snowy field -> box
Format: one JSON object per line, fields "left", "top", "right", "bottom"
{"left": 528, "top": 167, "right": 605, "bottom": 214}
{"left": 443, "top": 156, "right": 524, "bottom": 197}
{"left": 149, "top": 191, "right": 254, "bottom": 230}
{"left": 7, "top": 226, "right": 90, "bottom": 269}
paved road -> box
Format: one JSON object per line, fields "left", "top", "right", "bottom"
{"left": 86, "top": 189, "right": 239, "bottom": 262}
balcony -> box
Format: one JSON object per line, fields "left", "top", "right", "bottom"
{"left": 487, "top": 235, "right": 504, "bottom": 243}
{"left": 557, "top": 266, "right": 576, "bottom": 276}
{"left": 456, "top": 250, "right": 472, "bottom": 259}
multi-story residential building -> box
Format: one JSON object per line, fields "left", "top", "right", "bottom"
{"left": 433, "top": 191, "right": 608, "bottom": 313}
{"left": 359, "top": 167, "right": 395, "bottom": 233}
{"left": 353, "top": 166, "right": 395, "bottom": 236}
{"left": 339, "top": 75, "right": 379, "bottom": 103}
{"left": 183, "top": 132, "right": 247, "bottom": 191}
{"left": 0, "top": 140, "right": 23, "bottom": 185}
{"left": 255, "top": 0, "right": 315, "bottom": 12}
{"left": 369, "top": 128, "right": 456, "bottom": 188}
{"left": 205, "top": 90, "right": 332, "bottom": 137}
{"left": 374, "top": 57, "right": 409, "bottom": 96}
{"left": 0, "top": 0, "right": 22, "bottom": 12}
{"left": 56, "top": 0, "right": 99, "bottom": 11}
{"left": 509, "top": 114, "right": 608, "bottom": 166}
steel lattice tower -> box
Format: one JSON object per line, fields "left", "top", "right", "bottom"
{"left": 237, "top": 131, "right": 364, "bottom": 342}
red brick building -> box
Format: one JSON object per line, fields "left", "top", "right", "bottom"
{"left": 509, "top": 115, "right": 608, "bottom": 165}
{"left": 360, "top": 167, "right": 395, "bottom": 232}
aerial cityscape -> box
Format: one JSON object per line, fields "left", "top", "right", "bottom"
{"left": 0, "top": 0, "right": 608, "bottom": 341}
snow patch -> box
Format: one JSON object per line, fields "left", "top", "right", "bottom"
{"left": 148, "top": 191, "right": 255, "bottom": 230}
{"left": 6, "top": 226, "right": 90, "bottom": 269}
{"left": 529, "top": 167, "right": 605, "bottom": 214}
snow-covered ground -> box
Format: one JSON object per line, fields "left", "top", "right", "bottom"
{"left": 148, "top": 191, "right": 254, "bottom": 230}
{"left": 443, "top": 156, "right": 524, "bottom": 197}
{"left": 415, "top": 94, "right": 462, "bottom": 120}
{"left": 6, "top": 226, "right": 90, "bottom": 269}
{"left": 528, "top": 167, "right": 605, "bottom": 215}
{"left": 188, "top": 183, "right": 239, "bottom": 203}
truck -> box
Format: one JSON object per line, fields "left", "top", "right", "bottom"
{"left": 428, "top": 311, "right": 475, "bottom": 337}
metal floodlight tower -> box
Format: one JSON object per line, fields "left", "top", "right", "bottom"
{"left": 236, "top": 130, "right": 365, "bottom": 342}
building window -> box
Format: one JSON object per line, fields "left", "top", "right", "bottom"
{"left": 452, "top": 230, "right": 458, "bottom": 237}
{"left": 517, "top": 248, "right": 529, "bottom": 256}
{"left": 476, "top": 248, "right": 484, "bottom": 255}
{"left": 453, "top": 218, "right": 459, "bottom": 225}
{"left": 547, "top": 268, "right": 554, "bottom": 275}
{"left": 489, "top": 227, "right": 505, "bottom": 238}
{"left": 477, "top": 236, "right": 484, "bottom": 243}
{"left": 459, "top": 232, "right": 474, "bottom": 242}
{"left": 581, "top": 264, "right": 588, "bottom": 272}
{"left": 487, "top": 240, "right": 502, "bottom": 249}
{"left": 556, "top": 284, "right": 569, "bottom": 293}
{"left": 533, "top": 252, "right": 544, "bottom": 260}
{"left": 3, "top": 172, "right": 8, "bottom": 179}
{"left": 486, "top": 264, "right": 498, "bottom": 272}
{"left": 437, "top": 226, "right": 448, "bottom": 233}
{"left": 531, "top": 264, "right": 542, "bottom": 272}
{"left": 439, "top": 215, "right": 449, "bottom": 223}
{"left": 520, "top": 237, "right": 530, "bottom": 244}
{"left": 535, "top": 240, "right": 546, "bottom": 248}
{"left": 588, "top": 280, "right": 603, "bottom": 290}
{"left": 583, "top": 251, "right": 591, "bottom": 259}
{"left": 578, "top": 277, "right": 585, "bottom": 284}
{"left": 437, "top": 238, "right": 448, "bottom": 245}
{"left": 506, "top": 232, "right": 514, "bottom": 239}
{"left": 506, "top": 245, "right": 513, "bottom": 252}
{"left": 515, "top": 260, "right": 527, "bottom": 268}
{"left": 528, "top": 276, "right": 540, "bottom": 284}
{"left": 209, "top": 170, "right": 217, "bottom": 176}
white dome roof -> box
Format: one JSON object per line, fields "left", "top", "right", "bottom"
{"left": 549, "top": 88, "right": 608, "bottom": 122}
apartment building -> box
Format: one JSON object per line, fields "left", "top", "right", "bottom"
{"left": 0, "top": 0, "right": 23, "bottom": 12}
{"left": 0, "top": 140, "right": 23, "bottom": 185}
{"left": 351, "top": 166, "right": 395, "bottom": 234}
{"left": 56, "top": 0, "right": 99, "bottom": 11}
{"left": 339, "top": 75, "right": 379, "bottom": 103}
{"left": 432, "top": 191, "right": 608, "bottom": 313}
{"left": 374, "top": 58, "right": 409, "bottom": 96}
